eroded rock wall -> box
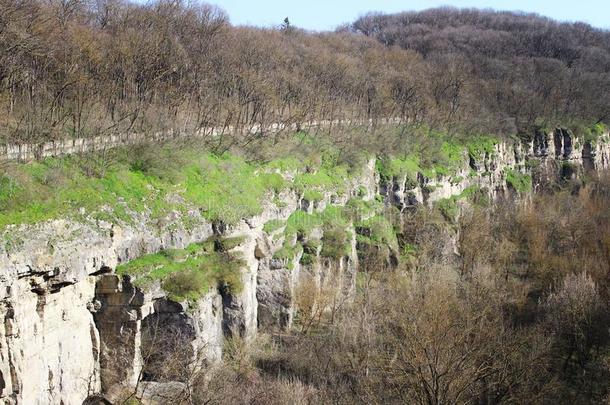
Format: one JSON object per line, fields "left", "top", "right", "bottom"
{"left": 0, "top": 217, "right": 214, "bottom": 403}
{"left": 383, "top": 130, "right": 610, "bottom": 212}
{"left": 0, "top": 131, "right": 608, "bottom": 404}
{"left": 0, "top": 276, "right": 100, "bottom": 404}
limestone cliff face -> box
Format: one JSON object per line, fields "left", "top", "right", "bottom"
{"left": 0, "top": 130, "right": 608, "bottom": 404}
{"left": 0, "top": 215, "right": 215, "bottom": 403}
{"left": 383, "top": 130, "right": 610, "bottom": 211}
{"left": 0, "top": 159, "right": 377, "bottom": 404}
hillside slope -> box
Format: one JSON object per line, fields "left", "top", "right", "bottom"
{"left": 0, "top": 2, "right": 608, "bottom": 146}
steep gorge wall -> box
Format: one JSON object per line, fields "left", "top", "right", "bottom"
{"left": 0, "top": 158, "right": 376, "bottom": 403}
{"left": 0, "top": 129, "right": 608, "bottom": 404}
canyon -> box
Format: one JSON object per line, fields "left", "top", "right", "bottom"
{"left": 0, "top": 128, "right": 609, "bottom": 404}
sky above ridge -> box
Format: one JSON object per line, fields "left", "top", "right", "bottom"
{"left": 209, "top": 0, "right": 610, "bottom": 31}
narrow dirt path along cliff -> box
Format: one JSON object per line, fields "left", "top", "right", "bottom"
{"left": 0, "top": 129, "right": 608, "bottom": 404}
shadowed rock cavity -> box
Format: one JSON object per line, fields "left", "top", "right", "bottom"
{"left": 140, "top": 299, "right": 196, "bottom": 382}
{"left": 533, "top": 129, "right": 550, "bottom": 156}
{"left": 582, "top": 141, "right": 596, "bottom": 172}
{"left": 92, "top": 275, "right": 144, "bottom": 399}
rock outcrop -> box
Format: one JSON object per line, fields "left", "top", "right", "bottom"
{"left": 0, "top": 129, "right": 608, "bottom": 404}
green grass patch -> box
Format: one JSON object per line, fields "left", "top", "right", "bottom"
{"left": 303, "top": 190, "right": 324, "bottom": 202}
{"left": 284, "top": 210, "right": 323, "bottom": 240}
{"left": 570, "top": 122, "right": 608, "bottom": 147}
{"left": 7, "top": 158, "right": 169, "bottom": 227}
{"left": 263, "top": 219, "right": 286, "bottom": 234}
{"left": 293, "top": 165, "right": 349, "bottom": 195}
{"left": 419, "top": 141, "right": 465, "bottom": 179}
{"left": 504, "top": 168, "right": 532, "bottom": 193}
{"left": 376, "top": 155, "right": 420, "bottom": 182}
{"left": 277, "top": 205, "right": 353, "bottom": 263}
{"left": 182, "top": 154, "right": 274, "bottom": 224}
{"left": 0, "top": 149, "right": 267, "bottom": 228}
{"left": 259, "top": 172, "right": 286, "bottom": 194}
{"left": 356, "top": 215, "right": 398, "bottom": 251}
{"left": 318, "top": 205, "right": 350, "bottom": 229}
{"left": 591, "top": 122, "right": 608, "bottom": 136}
{"left": 116, "top": 240, "right": 244, "bottom": 302}
{"left": 583, "top": 122, "right": 608, "bottom": 146}
{"left": 273, "top": 244, "right": 303, "bottom": 261}
{"left": 0, "top": 140, "right": 358, "bottom": 230}
{"left": 467, "top": 136, "right": 498, "bottom": 161}
{"left": 435, "top": 186, "right": 483, "bottom": 222}
{"left": 264, "top": 156, "right": 301, "bottom": 172}
{"left": 345, "top": 197, "right": 382, "bottom": 222}
{"left": 440, "top": 141, "right": 467, "bottom": 166}
{"left": 376, "top": 136, "right": 469, "bottom": 183}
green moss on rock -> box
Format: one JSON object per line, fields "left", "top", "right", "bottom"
{"left": 505, "top": 169, "right": 532, "bottom": 193}
{"left": 467, "top": 136, "right": 498, "bottom": 161}
{"left": 116, "top": 240, "right": 244, "bottom": 302}
{"left": 263, "top": 219, "right": 286, "bottom": 234}
{"left": 356, "top": 215, "right": 398, "bottom": 251}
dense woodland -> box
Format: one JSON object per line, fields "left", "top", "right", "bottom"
{"left": 1, "top": 1, "right": 609, "bottom": 145}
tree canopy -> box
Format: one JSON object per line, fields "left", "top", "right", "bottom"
{"left": 0, "top": 2, "right": 608, "bottom": 145}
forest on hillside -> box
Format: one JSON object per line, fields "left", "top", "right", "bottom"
{"left": 1, "top": 1, "right": 609, "bottom": 146}
{"left": 2, "top": 2, "right": 610, "bottom": 404}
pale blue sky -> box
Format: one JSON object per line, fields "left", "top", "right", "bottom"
{"left": 209, "top": 0, "right": 610, "bottom": 31}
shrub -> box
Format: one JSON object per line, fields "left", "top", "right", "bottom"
{"left": 505, "top": 168, "right": 532, "bottom": 193}
{"left": 356, "top": 215, "right": 398, "bottom": 251}
{"left": 117, "top": 239, "right": 244, "bottom": 299}
{"left": 303, "top": 190, "right": 324, "bottom": 202}
{"left": 320, "top": 226, "right": 350, "bottom": 259}
{"left": 467, "top": 136, "right": 498, "bottom": 161}
{"left": 162, "top": 269, "right": 209, "bottom": 302}
{"left": 303, "top": 238, "right": 321, "bottom": 254}
{"left": 300, "top": 253, "right": 315, "bottom": 265}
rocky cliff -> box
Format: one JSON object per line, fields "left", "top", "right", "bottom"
{"left": 0, "top": 129, "right": 608, "bottom": 404}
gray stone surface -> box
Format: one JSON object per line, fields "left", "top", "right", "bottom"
{"left": 0, "top": 131, "right": 609, "bottom": 403}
